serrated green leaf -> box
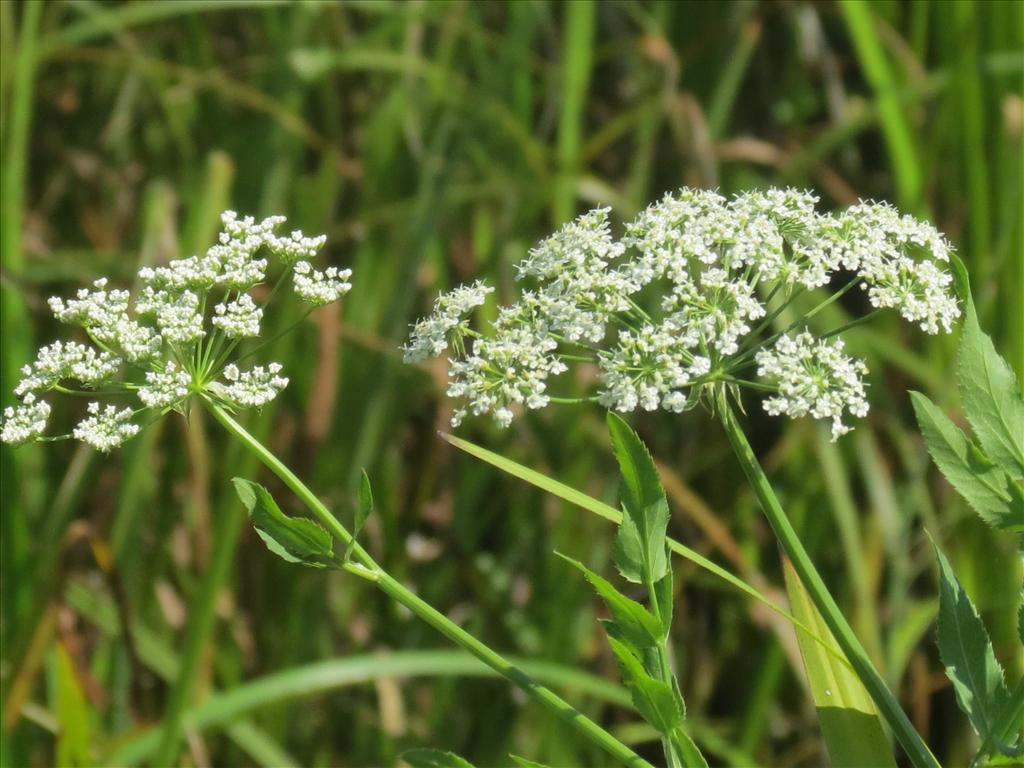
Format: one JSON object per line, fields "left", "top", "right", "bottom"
{"left": 911, "top": 392, "right": 1024, "bottom": 533}
{"left": 934, "top": 543, "right": 1010, "bottom": 742}
{"left": 607, "top": 412, "right": 669, "bottom": 585}
{"left": 607, "top": 636, "right": 681, "bottom": 735}
{"left": 782, "top": 559, "right": 896, "bottom": 768}
{"left": 557, "top": 553, "right": 662, "bottom": 650}
{"left": 401, "top": 748, "right": 475, "bottom": 768}
{"left": 959, "top": 301, "right": 1024, "bottom": 480}
{"left": 233, "top": 478, "right": 338, "bottom": 569}
{"left": 653, "top": 568, "right": 673, "bottom": 638}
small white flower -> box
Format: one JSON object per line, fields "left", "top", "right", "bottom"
{"left": 219, "top": 363, "right": 289, "bottom": 408}
{"left": 1, "top": 394, "right": 51, "bottom": 445}
{"left": 139, "top": 362, "right": 192, "bottom": 409}
{"left": 756, "top": 331, "right": 869, "bottom": 441}
{"left": 403, "top": 280, "right": 493, "bottom": 362}
{"left": 73, "top": 402, "right": 140, "bottom": 452}
{"left": 212, "top": 294, "right": 263, "bottom": 338}
{"left": 293, "top": 260, "right": 352, "bottom": 306}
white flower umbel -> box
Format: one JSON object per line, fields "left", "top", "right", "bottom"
{"left": 756, "top": 332, "right": 869, "bottom": 441}
{"left": 73, "top": 402, "right": 140, "bottom": 452}
{"left": 2, "top": 210, "right": 352, "bottom": 450}
{"left": 406, "top": 188, "right": 958, "bottom": 435}
{"left": 1, "top": 394, "right": 51, "bottom": 445}
{"left": 446, "top": 323, "right": 566, "bottom": 428}
{"left": 219, "top": 363, "right": 289, "bottom": 408}
{"left": 403, "top": 280, "right": 494, "bottom": 362}
{"left": 834, "top": 202, "right": 959, "bottom": 334}
{"left": 293, "top": 261, "right": 352, "bottom": 306}
{"left": 269, "top": 230, "right": 328, "bottom": 264}
{"left": 139, "top": 363, "right": 192, "bottom": 409}
{"left": 212, "top": 294, "right": 263, "bottom": 338}
{"left": 15, "top": 341, "right": 122, "bottom": 396}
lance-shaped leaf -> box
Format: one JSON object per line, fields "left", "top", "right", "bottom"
{"left": 934, "top": 543, "right": 1009, "bottom": 742}
{"left": 557, "top": 553, "right": 663, "bottom": 649}
{"left": 233, "top": 478, "right": 339, "bottom": 568}
{"left": 607, "top": 412, "right": 669, "bottom": 585}
{"left": 607, "top": 636, "right": 682, "bottom": 736}
{"left": 911, "top": 392, "right": 1024, "bottom": 533}
{"left": 959, "top": 300, "right": 1024, "bottom": 480}
{"left": 401, "top": 749, "right": 475, "bottom": 768}
{"left": 345, "top": 469, "right": 374, "bottom": 561}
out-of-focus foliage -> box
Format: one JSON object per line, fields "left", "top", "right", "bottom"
{"left": 1, "top": 2, "right": 1021, "bottom": 766}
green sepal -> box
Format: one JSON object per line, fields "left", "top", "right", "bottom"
{"left": 911, "top": 392, "right": 1024, "bottom": 533}
{"left": 233, "top": 478, "right": 340, "bottom": 569}
{"left": 607, "top": 412, "right": 669, "bottom": 585}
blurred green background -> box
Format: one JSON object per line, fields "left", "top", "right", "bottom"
{"left": 1, "top": 1, "right": 1021, "bottom": 766}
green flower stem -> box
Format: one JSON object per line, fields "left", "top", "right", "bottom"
{"left": 717, "top": 396, "right": 939, "bottom": 768}
{"left": 205, "top": 402, "right": 652, "bottom": 768}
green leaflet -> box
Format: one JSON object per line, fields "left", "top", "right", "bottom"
{"left": 400, "top": 748, "right": 476, "bottom": 768}
{"left": 345, "top": 469, "right": 374, "bottom": 561}
{"left": 934, "top": 543, "right": 1009, "bottom": 743}
{"left": 781, "top": 559, "right": 896, "bottom": 768}
{"left": 911, "top": 392, "right": 1024, "bottom": 532}
{"left": 669, "top": 726, "right": 710, "bottom": 768}
{"left": 959, "top": 300, "right": 1024, "bottom": 480}
{"left": 607, "top": 412, "right": 670, "bottom": 585}
{"left": 607, "top": 636, "right": 682, "bottom": 737}
{"left": 232, "top": 478, "right": 339, "bottom": 568}
{"left": 557, "top": 553, "right": 663, "bottom": 649}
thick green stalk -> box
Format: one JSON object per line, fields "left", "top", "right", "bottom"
{"left": 205, "top": 402, "right": 652, "bottom": 768}
{"left": 717, "top": 397, "right": 939, "bottom": 768}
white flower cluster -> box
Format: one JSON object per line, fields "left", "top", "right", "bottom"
{"left": 73, "top": 402, "right": 140, "bottom": 452}
{"left": 0, "top": 394, "right": 51, "bottom": 445}
{"left": 834, "top": 202, "right": 959, "bottom": 334}
{"left": 218, "top": 363, "right": 289, "bottom": 408}
{"left": 212, "top": 294, "right": 263, "bottom": 338}
{"left": 139, "top": 362, "right": 192, "bottom": 409}
{"left": 403, "top": 280, "right": 494, "bottom": 362}
{"left": 406, "top": 188, "right": 958, "bottom": 434}
{"left": 756, "top": 332, "right": 869, "bottom": 441}
{"left": 15, "top": 341, "right": 122, "bottom": 396}
{"left": 293, "top": 261, "right": 352, "bottom": 306}
{"left": 2, "top": 210, "right": 350, "bottom": 450}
